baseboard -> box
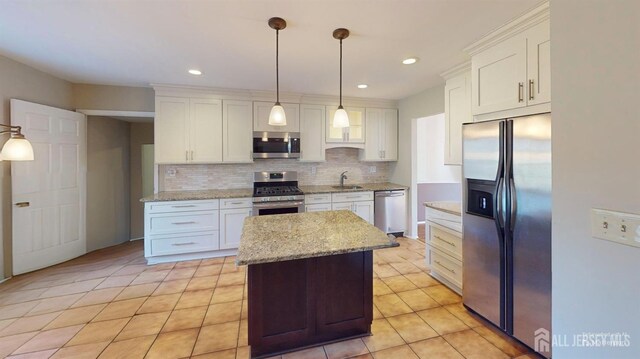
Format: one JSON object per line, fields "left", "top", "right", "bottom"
{"left": 129, "top": 237, "right": 144, "bottom": 242}
{"left": 0, "top": 277, "right": 11, "bottom": 284}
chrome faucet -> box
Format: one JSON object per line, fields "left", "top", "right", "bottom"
{"left": 340, "top": 171, "right": 348, "bottom": 187}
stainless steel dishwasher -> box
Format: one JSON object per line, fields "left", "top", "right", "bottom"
{"left": 374, "top": 190, "right": 407, "bottom": 235}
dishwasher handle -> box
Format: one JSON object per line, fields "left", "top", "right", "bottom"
{"left": 375, "top": 191, "right": 405, "bottom": 197}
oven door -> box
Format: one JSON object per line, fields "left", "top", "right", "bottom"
{"left": 252, "top": 200, "right": 305, "bottom": 216}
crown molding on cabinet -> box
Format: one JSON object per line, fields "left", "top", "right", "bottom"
{"left": 440, "top": 61, "right": 471, "bottom": 80}
{"left": 151, "top": 84, "right": 398, "bottom": 109}
{"left": 463, "top": 1, "right": 549, "bottom": 56}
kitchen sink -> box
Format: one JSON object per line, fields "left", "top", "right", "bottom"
{"left": 331, "top": 185, "right": 363, "bottom": 190}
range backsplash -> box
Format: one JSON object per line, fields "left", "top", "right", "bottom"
{"left": 160, "top": 148, "right": 391, "bottom": 191}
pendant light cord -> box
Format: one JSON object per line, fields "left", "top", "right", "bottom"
{"left": 339, "top": 38, "right": 343, "bottom": 107}
{"left": 276, "top": 29, "right": 280, "bottom": 104}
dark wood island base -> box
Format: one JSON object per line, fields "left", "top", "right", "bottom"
{"left": 247, "top": 251, "right": 373, "bottom": 358}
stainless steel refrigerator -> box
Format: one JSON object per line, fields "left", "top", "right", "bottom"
{"left": 462, "top": 113, "right": 551, "bottom": 358}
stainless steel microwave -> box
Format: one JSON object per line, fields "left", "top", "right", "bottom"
{"left": 252, "top": 132, "right": 300, "bottom": 159}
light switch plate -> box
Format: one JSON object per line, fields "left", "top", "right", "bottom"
{"left": 591, "top": 208, "right": 640, "bottom": 248}
{"left": 166, "top": 168, "right": 177, "bottom": 177}
{"left": 369, "top": 166, "right": 377, "bottom": 173}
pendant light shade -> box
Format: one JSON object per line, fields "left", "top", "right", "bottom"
{"left": 333, "top": 107, "right": 349, "bottom": 128}
{"left": 332, "top": 28, "right": 350, "bottom": 128}
{"left": 1, "top": 134, "right": 34, "bottom": 161}
{"left": 268, "top": 104, "right": 286, "bottom": 126}
{"left": 268, "top": 17, "right": 287, "bottom": 126}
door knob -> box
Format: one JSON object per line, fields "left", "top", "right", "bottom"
{"left": 15, "top": 202, "right": 30, "bottom": 207}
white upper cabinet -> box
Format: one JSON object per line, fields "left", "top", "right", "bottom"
{"left": 190, "top": 98, "right": 223, "bottom": 163}
{"left": 442, "top": 66, "right": 471, "bottom": 166}
{"left": 467, "top": 3, "right": 550, "bottom": 116}
{"left": 471, "top": 35, "right": 527, "bottom": 115}
{"left": 299, "top": 104, "right": 326, "bottom": 162}
{"left": 155, "top": 96, "right": 222, "bottom": 164}
{"left": 326, "top": 107, "right": 365, "bottom": 144}
{"left": 361, "top": 108, "right": 397, "bottom": 161}
{"left": 253, "top": 101, "right": 300, "bottom": 133}
{"left": 223, "top": 100, "right": 253, "bottom": 163}
{"left": 526, "top": 19, "right": 551, "bottom": 105}
{"left": 155, "top": 96, "right": 190, "bottom": 164}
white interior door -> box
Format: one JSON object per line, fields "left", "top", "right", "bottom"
{"left": 11, "top": 99, "right": 87, "bottom": 275}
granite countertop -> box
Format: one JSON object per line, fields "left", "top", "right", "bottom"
{"left": 141, "top": 182, "right": 408, "bottom": 202}
{"left": 236, "top": 210, "right": 398, "bottom": 266}
{"left": 424, "top": 201, "right": 462, "bottom": 216}
{"left": 140, "top": 188, "right": 253, "bottom": 202}
{"left": 300, "top": 182, "right": 408, "bottom": 195}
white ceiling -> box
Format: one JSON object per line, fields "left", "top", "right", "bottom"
{"left": 0, "top": 0, "right": 541, "bottom": 100}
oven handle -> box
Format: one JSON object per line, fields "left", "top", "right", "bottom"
{"left": 252, "top": 201, "right": 305, "bottom": 209}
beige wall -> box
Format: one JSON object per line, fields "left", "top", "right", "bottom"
{"left": 551, "top": 1, "right": 640, "bottom": 357}
{"left": 130, "top": 122, "right": 154, "bottom": 239}
{"left": 86, "top": 116, "right": 131, "bottom": 252}
{"left": 73, "top": 84, "right": 154, "bottom": 112}
{"left": 0, "top": 55, "right": 74, "bottom": 278}
{"left": 391, "top": 84, "right": 445, "bottom": 237}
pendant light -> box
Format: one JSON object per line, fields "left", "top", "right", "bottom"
{"left": 268, "top": 17, "right": 287, "bottom": 126}
{"left": 332, "top": 28, "right": 350, "bottom": 128}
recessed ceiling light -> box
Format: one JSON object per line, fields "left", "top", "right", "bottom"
{"left": 188, "top": 69, "right": 202, "bottom": 75}
{"left": 402, "top": 57, "right": 418, "bottom": 65}
{"left": 357, "top": 84, "right": 368, "bottom": 89}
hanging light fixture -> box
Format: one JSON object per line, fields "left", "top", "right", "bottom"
{"left": 268, "top": 17, "right": 287, "bottom": 126}
{"left": 0, "top": 124, "right": 34, "bottom": 161}
{"left": 332, "top": 28, "right": 350, "bottom": 128}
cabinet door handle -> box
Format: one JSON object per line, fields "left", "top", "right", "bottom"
{"left": 528, "top": 79, "right": 534, "bottom": 100}
{"left": 229, "top": 202, "right": 243, "bottom": 205}
{"left": 434, "top": 260, "right": 456, "bottom": 274}
{"left": 185, "top": 150, "right": 189, "bottom": 161}
{"left": 383, "top": 150, "right": 386, "bottom": 158}
{"left": 518, "top": 82, "right": 524, "bottom": 102}
{"left": 434, "top": 235, "right": 456, "bottom": 247}
{"left": 172, "top": 242, "right": 196, "bottom": 246}
{"left": 172, "top": 221, "right": 196, "bottom": 225}
{"left": 172, "top": 205, "right": 196, "bottom": 208}
{"left": 191, "top": 150, "right": 194, "bottom": 160}
{"left": 15, "top": 202, "right": 30, "bottom": 207}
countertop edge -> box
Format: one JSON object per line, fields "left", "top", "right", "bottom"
{"left": 423, "top": 201, "right": 462, "bottom": 216}
{"left": 236, "top": 242, "right": 399, "bottom": 266}
{"left": 141, "top": 182, "right": 409, "bottom": 202}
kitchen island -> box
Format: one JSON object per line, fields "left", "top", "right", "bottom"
{"left": 236, "top": 210, "right": 397, "bottom": 358}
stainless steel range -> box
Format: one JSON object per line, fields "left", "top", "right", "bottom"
{"left": 252, "top": 171, "right": 305, "bottom": 216}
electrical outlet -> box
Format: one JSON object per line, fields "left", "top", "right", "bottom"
{"left": 591, "top": 208, "right": 640, "bottom": 248}
{"left": 369, "top": 166, "right": 376, "bottom": 173}
{"left": 311, "top": 166, "right": 317, "bottom": 175}
{"left": 166, "top": 168, "right": 177, "bottom": 177}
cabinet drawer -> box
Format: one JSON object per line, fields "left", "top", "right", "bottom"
{"left": 331, "top": 191, "right": 373, "bottom": 203}
{"left": 147, "top": 200, "right": 219, "bottom": 213}
{"left": 305, "top": 203, "right": 332, "bottom": 212}
{"left": 305, "top": 193, "right": 331, "bottom": 204}
{"left": 148, "top": 211, "right": 219, "bottom": 235}
{"left": 220, "top": 197, "right": 253, "bottom": 209}
{"left": 150, "top": 231, "right": 219, "bottom": 256}
{"left": 431, "top": 248, "right": 463, "bottom": 288}
{"left": 430, "top": 226, "right": 462, "bottom": 260}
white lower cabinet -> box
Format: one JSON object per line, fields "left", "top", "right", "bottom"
{"left": 426, "top": 222, "right": 463, "bottom": 294}
{"left": 305, "top": 203, "right": 332, "bottom": 212}
{"left": 144, "top": 198, "right": 247, "bottom": 264}
{"left": 220, "top": 207, "right": 253, "bottom": 250}
{"left": 331, "top": 192, "right": 375, "bottom": 224}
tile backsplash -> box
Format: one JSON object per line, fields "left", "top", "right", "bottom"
{"left": 160, "top": 148, "right": 391, "bottom": 191}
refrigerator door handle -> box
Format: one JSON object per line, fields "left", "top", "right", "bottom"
{"left": 509, "top": 178, "right": 518, "bottom": 232}
{"left": 496, "top": 177, "right": 505, "bottom": 229}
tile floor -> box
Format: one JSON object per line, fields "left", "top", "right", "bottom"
{"left": 0, "top": 238, "right": 538, "bottom": 359}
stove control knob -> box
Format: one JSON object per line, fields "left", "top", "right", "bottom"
{"left": 289, "top": 196, "right": 294, "bottom": 201}
{"left": 262, "top": 198, "right": 268, "bottom": 202}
